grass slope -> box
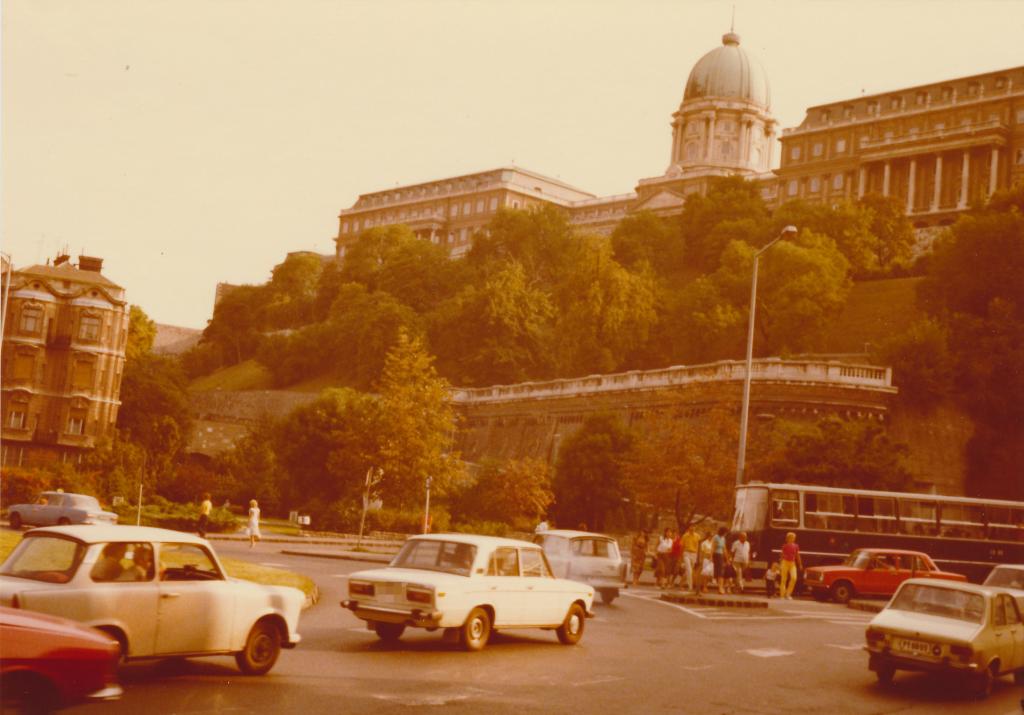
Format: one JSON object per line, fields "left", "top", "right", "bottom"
{"left": 823, "top": 277, "right": 924, "bottom": 355}
{"left": 189, "top": 359, "right": 273, "bottom": 392}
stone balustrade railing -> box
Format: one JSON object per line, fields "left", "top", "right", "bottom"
{"left": 450, "top": 358, "right": 894, "bottom": 405}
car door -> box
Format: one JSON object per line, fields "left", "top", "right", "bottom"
{"left": 1007, "top": 596, "right": 1024, "bottom": 671}
{"left": 518, "top": 547, "right": 565, "bottom": 625}
{"left": 990, "top": 594, "right": 1016, "bottom": 671}
{"left": 864, "top": 554, "right": 899, "bottom": 595}
{"left": 35, "top": 495, "right": 62, "bottom": 526}
{"left": 480, "top": 547, "right": 523, "bottom": 627}
{"left": 76, "top": 541, "right": 160, "bottom": 656}
{"left": 154, "top": 543, "right": 236, "bottom": 655}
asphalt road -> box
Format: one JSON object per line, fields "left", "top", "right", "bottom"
{"left": 66, "top": 541, "right": 1023, "bottom": 715}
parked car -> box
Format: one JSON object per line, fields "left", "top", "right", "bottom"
{"left": 341, "top": 533, "right": 594, "bottom": 651}
{"left": 982, "top": 564, "right": 1024, "bottom": 593}
{"left": 804, "top": 548, "right": 966, "bottom": 604}
{"left": 865, "top": 578, "right": 1024, "bottom": 697}
{"left": 533, "top": 529, "right": 627, "bottom": 604}
{"left": 7, "top": 492, "right": 117, "bottom": 529}
{"left": 0, "top": 525, "right": 303, "bottom": 675}
{"left": 0, "top": 606, "right": 122, "bottom": 714}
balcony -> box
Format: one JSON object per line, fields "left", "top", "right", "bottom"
{"left": 860, "top": 119, "right": 1007, "bottom": 158}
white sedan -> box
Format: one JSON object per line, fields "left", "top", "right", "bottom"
{"left": 341, "top": 533, "right": 594, "bottom": 651}
{"left": 0, "top": 525, "right": 303, "bottom": 675}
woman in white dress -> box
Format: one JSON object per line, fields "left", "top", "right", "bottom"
{"left": 247, "top": 499, "right": 261, "bottom": 548}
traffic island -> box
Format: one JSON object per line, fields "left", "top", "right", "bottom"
{"left": 847, "top": 599, "right": 885, "bottom": 613}
{"left": 660, "top": 591, "right": 770, "bottom": 608}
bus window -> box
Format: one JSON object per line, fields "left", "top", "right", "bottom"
{"left": 898, "top": 500, "right": 938, "bottom": 536}
{"left": 732, "top": 487, "right": 768, "bottom": 532}
{"left": 857, "top": 496, "right": 898, "bottom": 534}
{"left": 804, "top": 492, "right": 855, "bottom": 531}
{"left": 770, "top": 490, "right": 799, "bottom": 528}
{"left": 986, "top": 507, "right": 1024, "bottom": 542}
{"left": 939, "top": 504, "right": 985, "bottom": 539}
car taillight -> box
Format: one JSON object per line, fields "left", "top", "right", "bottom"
{"left": 10, "top": 594, "right": 19, "bottom": 609}
{"left": 865, "top": 628, "right": 884, "bottom": 645}
{"left": 349, "top": 581, "right": 374, "bottom": 597}
{"left": 949, "top": 644, "right": 972, "bottom": 660}
{"left": 406, "top": 586, "right": 433, "bottom": 604}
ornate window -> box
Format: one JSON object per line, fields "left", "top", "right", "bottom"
{"left": 78, "top": 315, "right": 101, "bottom": 341}
{"left": 11, "top": 348, "right": 36, "bottom": 381}
{"left": 787, "top": 180, "right": 798, "bottom": 196}
{"left": 790, "top": 145, "right": 801, "bottom": 161}
{"left": 812, "top": 142, "right": 823, "bottom": 157}
{"left": 835, "top": 138, "right": 846, "bottom": 153}
{"left": 685, "top": 142, "right": 699, "bottom": 160}
{"left": 7, "top": 409, "right": 26, "bottom": 429}
{"left": 810, "top": 177, "right": 821, "bottom": 193}
{"left": 67, "top": 413, "right": 86, "bottom": 435}
{"left": 19, "top": 305, "right": 43, "bottom": 334}
{"left": 832, "top": 174, "right": 844, "bottom": 190}
{"left": 72, "top": 359, "right": 95, "bottom": 390}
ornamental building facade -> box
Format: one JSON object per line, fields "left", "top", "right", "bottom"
{"left": 334, "top": 30, "right": 1024, "bottom": 259}
{"left": 0, "top": 255, "right": 129, "bottom": 467}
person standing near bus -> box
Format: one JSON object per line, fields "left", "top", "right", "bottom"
{"left": 712, "top": 526, "right": 729, "bottom": 595}
{"left": 778, "top": 531, "right": 803, "bottom": 600}
{"left": 730, "top": 531, "right": 751, "bottom": 593}
{"left": 681, "top": 524, "right": 701, "bottom": 592}
{"left": 655, "top": 528, "right": 673, "bottom": 589}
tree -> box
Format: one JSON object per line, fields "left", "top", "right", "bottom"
{"left": 265, "top": 252, "right": 324, "bottom": 328}
{"left": 553, "top": 414, "right": 633, "bottom": 531}
{"left": 874, "top": 318, "right": 953, "bottom": 410}
{"left": 677, "top": 176, "right": 771, "bottom": 272}
{"left": 611, "top": 210, "right": 682, "bottom": 275}
{"left": 857, "top": 193, "right": 916, "bottom": 273}
{"left": 453, "top": 457, "right": 553, "bottom": 527}
{"left": 468, "top": 205, "right": 583, "bottom": 287}
{"left": 774, "top": 199, "right": 879, "bottom": 278}
{"left": 202, "top": 284, "right": 270, "bottom": 365}
{"left": 126, "top": 305, "right": 156, "bottom": 363}
{"left": 621, "top": 409, "right": 738, "bottom": 529}
{"left": 216, "top": 418, "right": 281, "bottom": 511}
{"left": 375, "top": 330, "right": 462, "bottom": 508}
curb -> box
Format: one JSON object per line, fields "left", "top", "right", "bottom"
{"left": 660, "top": 591, "right": 769, "bottom": 609}
{"left": 847, "top": 599, "right": 885, "bottom": 613}
{"left": 281, "top": 549, "right": 393, "bottom": 564}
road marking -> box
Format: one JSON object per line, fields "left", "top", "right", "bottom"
{"left": 571, "top": 675, "right": 625, "bottom": 688}
{"left": 259, "top": 562, "right": 285, "bottom": 567}
{"left": 679, "top": 665, "right": 714, "bottom": 671}
{"left": 742, "top": 648, "right": 794, "bottom": 658}
{"left": 621, "top": 591, "right": 708, "bottom": 619}
{"left": 330, "top": 574, "right": 349, "bottom": 578}
{"left": 826, "top": 643, "right": 865, "bottom": 651}
{"left": 826, "top": 620, "right": 871, "bottom": 626}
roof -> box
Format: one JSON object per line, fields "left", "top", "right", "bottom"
{"left": 24, "top": 525, "right": 208, "bottom": 546}
{"left": 683, "top": 32, "right": 771, "bottom": 109}
{"left": 408, "top": 533, "right": 536, "bottom": 549}
{"left": 901, "top": 577, "right": 993, "bottom": 595}
{"left": 16, "top": 262, "right": 122, "bottom": 290}
{"left": 540, "top": 529, "right": 615, "bottom": 540}
{"left": 852, "top": 548, "right": 931, "bottom": 558}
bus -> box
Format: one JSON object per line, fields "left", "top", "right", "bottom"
{"left": 731, "top": 482, "right": 1024, "bottom": 583}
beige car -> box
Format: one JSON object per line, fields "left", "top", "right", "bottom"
{"left": 865, "top": 578, "right": 1024, "bottom": 698}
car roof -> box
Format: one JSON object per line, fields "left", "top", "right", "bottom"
{"left": 990, "top": 564, "right": 1024, "bottom": 571}
{"left": 900, "top": 577, "right": 992, "bottom": 596}
{"left": 407, "top": 533, "right": 537, "bottom": 550}
{"left": 540, "top": 529, "right": 615, "bottom": 540}
{"left": 41, "top": 491, "right": 94, "bottom": 498}
{"left": 852, "top": 548, "right": 930, "bottom": 557}
{"left": 23, "top": 524, "right": 209, "bottom": 545}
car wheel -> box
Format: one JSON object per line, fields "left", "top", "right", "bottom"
{"left": 234, "top": 620, "right": 281, "bottom": 675}
{"left": 461, "top": 607, "right": 491, "bottom": 652}
{"left": 556, "top": 603, "right": 586, "bottom": 645}
{"left": 57, "top": 517, "right": 71, "bottom": 526}
{"left": 2, "top": 671, "right": 60, "bottom": 715}
{"left": 970, "top": 663, "right": 996, "bottom": 699}
{"left": 874, "top": 663, "right": 895, "bottom": 687}
{"left": 372, "top": 622, "right": 405, "bottom": 642}
{"left": 831, "top": 581, "right": 854, "bottom": 604}
{"left": 599, "top": 589, "right": 617, "bottom": 605}
{"left": 8, "top": 512, "right": 22, "bottom": 529}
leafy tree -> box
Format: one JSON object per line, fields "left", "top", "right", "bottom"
{"left": 611, "top": 211, "right": 682, "bottom": 275}
{"left": 126, "top": 305, "right": 156, "bottom": 363}
{"left": 217, "top": 418, "right": 281, "bottom": 511}
{"left": 202, "top": 284, "right": 270, "bottom": 365}
{"left": 553, "top": 413, "right": 633, "bottom": 531}
{"left": 621, "top": 409, "right": 738, "bottom": 529}
{"left": 468, "top": 205, "right": 583, "bottom": 287}
{"left": 453, "top": 457, "right": 553, "bottom": 527}
{"left": 857, "top": 193, "right": 916, "bottom": 273}
{"left": 677, "top": 176, "right": 771, "bottom": 272}
{"left": 774, "top": 199, "right": 878, "bottom": 278}
{"left": 265, "top": 252, "right": 324, "bottom": 328}
{"left": 257, "top": 322, "right": 336, "bottom": 387}
{"left": 874, "top": 318, "right": 953, "bottom": 410}
{"left": 80, "top": 433, "right": 147, "bottom": 503}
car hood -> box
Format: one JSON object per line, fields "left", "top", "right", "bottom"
{"left": 870, "top": 608, "right": 983, "bottom": 642}
{"left": 806, "top": 565, "right": 859, "bottom": 576}
{"left": 227, "top": 577, "right": 305, "bottom": 604}
{"left": 0, "top": 606, "right": 117, "bottom": 647}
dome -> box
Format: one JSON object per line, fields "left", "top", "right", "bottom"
{"left": 683, "top": 32, "right": 770, "bottom": 108}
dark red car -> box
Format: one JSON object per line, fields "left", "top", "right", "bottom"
{"left": 804, "top": 548, "right": 967, "bottom": 604}
{"left": 0, "top": 606, "right": 122, "bottom": 713}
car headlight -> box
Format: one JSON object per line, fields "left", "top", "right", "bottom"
{"left": 865, "top": 628, "right": 885, "bottom": 646}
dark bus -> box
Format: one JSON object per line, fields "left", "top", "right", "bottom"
{"left": 731, "top": 482, "right": 1024, "bottom": 583}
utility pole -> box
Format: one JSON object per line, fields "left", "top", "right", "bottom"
{"left": 422, "top": 476, "right": 433, "bottom": 533}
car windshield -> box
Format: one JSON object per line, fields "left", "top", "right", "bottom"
{"left": 889, "top": 583, "right": 986, "bottom": 624}
{"left": 984, "top": 567, "right": 1024, "bottom": 590}
{"left": 0, "top": 535, "right": 85, "bottom": 583}
{"left": 391, "top": 539, "right": 477, "bottom": 576}
{"left": 844, "top": 550, "right": 871, "bottom": 568}
{"left": 571, "top": 538, "right": 619, "bottom": 559}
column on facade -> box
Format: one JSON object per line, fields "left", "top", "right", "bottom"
{"left": 959, "top": 150, "right": 970, "bottom": 208}
{"left": 705, "top": 112, "right": 716, "bottom": 161}
{"left": 882, "top": 161, "right": 891, "bottom": 197}
{"left": 671, "top": 119, "right": 682, "bottom": 164}
{"left": 742, "top": 119, "right": 752, "bottom": 165}
{"left": 989, "top": 147, "right": 999, "bottom": 197}
{"left": 857, "top": 165, "right": 867, "bottom": 198}
{"left": 906, "top": 158, "right": 917, "bottom": 213}
{"left": 932, "top": 155, "right": 943, "bottom": 211}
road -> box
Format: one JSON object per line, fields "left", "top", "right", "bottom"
{"left": 67, "top": 541, "right": 1022, "bottom": 715}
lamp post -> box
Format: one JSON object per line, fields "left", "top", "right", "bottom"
{"left": 422, "top": 476, "right": 433, "bottom": 534}
{"left": 735, "top": 225, "right": 797, "bottom": 487}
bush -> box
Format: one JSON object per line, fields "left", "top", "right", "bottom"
{"left": 1, "top": 467, "right": 54, "bottom": 507}
{"left": 112, "top": 496, "right": 239, "bottom": 533}
{"left": 450, "top": 520, "right": 510, "bottom": 537}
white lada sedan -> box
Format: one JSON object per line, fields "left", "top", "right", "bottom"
{"left": 341, "top": 533, "right": 595, "bottom": 651}
{"left": 0, "top": 525, "right": 303, "bottom": 675}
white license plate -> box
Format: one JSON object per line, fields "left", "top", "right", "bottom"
{"left": 374, "top": 583, "right": 402, "bottom": 603}
{"left": 893, "top": 637, "right": 932, "bottom": 656}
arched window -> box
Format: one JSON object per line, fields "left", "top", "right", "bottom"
{"left": 685, "top": 142, "right": 699, "bottom": 160}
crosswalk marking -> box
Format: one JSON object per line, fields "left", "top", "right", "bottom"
{"left": 742, "top": 648, "right": 794, "bottom": 658}
{"left": 826, "top": 643, "right": 865, "bottom": 650}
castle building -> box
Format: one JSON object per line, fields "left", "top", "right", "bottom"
{"left": 0, "top": 255, "right": 129, "bottom": 467}
{"left": 333, "top": 30, "right": 1024, "bottom": 260}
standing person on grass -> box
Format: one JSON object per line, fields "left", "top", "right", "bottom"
{"left": 247, "top": 499, "right": 262, "bottom": 548}
{"left": 778, "top": 531, "right": 803, "bottom": 600}
{"left": 197, "top": 492, "right": 212, "bottom": 539}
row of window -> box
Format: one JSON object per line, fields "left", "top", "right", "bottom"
{"left": 818, "top": 77, "right": 1013, "bottom": 124}
{"left": 19, "top": 307, "right": 104, "bottom": 342}
{"left": 785, "top": 173, "right": 846, "bottom": 197}
{"left": 342, "top": 195, "right": 505, "bottom": 234}
{"left": 360, "top": 175, "right": 502, "bottom": 207}
{"left": 6, "top": 409, "right": 89, "bottom": 436}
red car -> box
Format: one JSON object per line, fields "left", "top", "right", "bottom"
{"left": 804, "top": 548, "right": 966, "bottom": 604}
{"left": 0, "top": 606, "right": 122, "bottom": 713}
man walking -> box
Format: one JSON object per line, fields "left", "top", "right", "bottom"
{"left": 730, "top": 531, "right": 751, "bottom": 593}
{"left": 197, "top": 492, "right": 212, "bottom": 539}
{"left": 681, "top": 524, "right": 700, "bottom": 592}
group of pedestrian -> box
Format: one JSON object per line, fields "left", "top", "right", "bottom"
{"left": 195, "top": 493, "right": 262, "bottom": 548}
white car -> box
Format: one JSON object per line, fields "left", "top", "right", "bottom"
{"left": 533, "top": 529, "right": 627, "bottom": 605}
{"left": 983, "top": 564, "right": 1024, "bottom": 594}
{"left": 0, "top": 525, "right": 303, "bottom": 675}
{"left": 341, "top": 533, "right": 594, "bottom": 651}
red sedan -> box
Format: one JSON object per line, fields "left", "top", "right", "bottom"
{"left": 0, "top": 606, "right": 122, "bottom": 713}
{"left": 804, "top": 548, "right": 967, "bottom": 604}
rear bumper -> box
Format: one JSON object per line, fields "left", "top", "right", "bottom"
{"left": 866, "top": 648, "right": 978, "bottom": 674}
{"left": 341, "top": 599, "right": 443, "bottom": 628}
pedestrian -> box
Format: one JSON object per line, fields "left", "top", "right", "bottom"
{"left": 681, "top": 524, "right": 700, "bottom": 592}
{"left": 712, "top": 526, "right": 729, "bottom": 595}
{"left": 655, "top": 528, "right": 673, "bottom": 589}
{"left": 698, "top": 530, "right": 714, "bottom": 594}
{"left": 630, "top": 529, "right": 649, "bottom": 587}
{"left": 730, "top": 531, "right": 751, "bottom": 593}
{"left": 247, "top": 499, "right": 262, "bottom": 548}
{"left": 765, "top": 561, "right": 780, "bottom": 598}
{"left": 534, "top": 516, "right": 551, "bottom": 534}
{"left": 197, "top": 492, "right": 212, "bottom": 539}
{"left": 778, "top": 531, "right": 803, "bottom": 600}
{"left": 669, "top": 528, "right": 683, "bottom": 588}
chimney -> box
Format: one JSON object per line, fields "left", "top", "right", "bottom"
{"left": 78, "top": 255, "right": 104, "bottom": 273}
{"left": 54, "top": 253, "right": 71, "bottom": 267}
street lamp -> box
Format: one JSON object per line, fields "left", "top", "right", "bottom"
{"left": 735, "top": 225, "right": 798, "bottom": 487}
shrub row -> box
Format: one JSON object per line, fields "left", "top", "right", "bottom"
{"left": 112, "top": 496, "right": 239, "bottom": 534}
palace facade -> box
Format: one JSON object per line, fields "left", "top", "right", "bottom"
{"left": 0, "top": 255, "right": 129, "bottom": 467}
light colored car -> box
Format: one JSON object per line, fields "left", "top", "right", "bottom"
{"left": 864, "top": 578, "right": 1024, "bottom": 698}
{"left": 341, "top": 533, "right": 594, "bottom": 651}
{"left": 533, "top": 529, "right": 627, "bottom": 605}
{"left": 983, "top": 564, "right": 1024, "bottom": 593}
{"left": 0, "top": 525, "right": 303, "bottom": 675}
{"left": 7, "top": 492, "right": 117, "bottom": 529}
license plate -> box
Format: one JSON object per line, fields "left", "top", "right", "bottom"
{"left": 893, "top": 637, "right": 932, "bottom": 656}
{"left": 375, "top": 583, "right": 401, "bottom": 603}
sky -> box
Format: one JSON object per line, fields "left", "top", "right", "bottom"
{"left": 3, "top": 0, "right": 1023, "bottom": 329}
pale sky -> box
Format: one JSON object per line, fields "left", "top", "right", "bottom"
{"left": 3, "top": 0, "right": 1023, "bottom": 329}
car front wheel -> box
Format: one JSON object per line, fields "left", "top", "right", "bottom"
{"left": 831, "top": 581, "right": 854, "bottom": 604}
{"left": 373, "top": 622, "right": 405, "bottom": 642}
{"left": 874, "top": 663, "right": 895, "bottom": 686}
{"left": 235, "top": 620, "right": 281, "bottom": 675}
{"left": 970, "top": 663, "right": 997, "bottom": 699}
{"left": 8, "top": 512, "right": 22, "bottom": 529}
{"left": 556, "top": 603, "right": 586, "bottom": 645}
{"left": 461, "top": 608, "right": 491, "bottom": 652}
